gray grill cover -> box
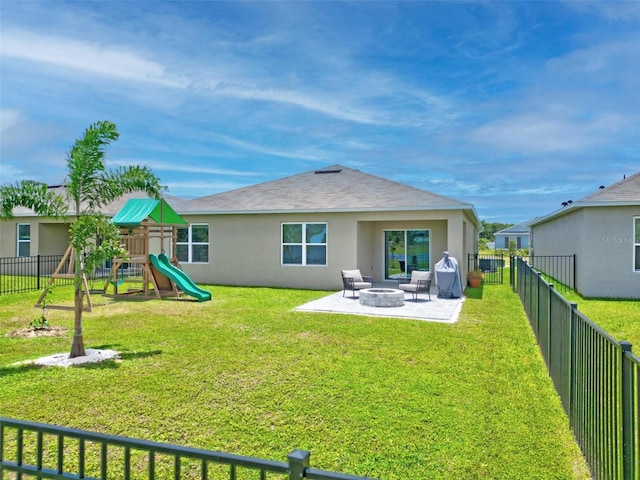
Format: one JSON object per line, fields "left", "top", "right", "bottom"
{"left": 434, "top": 252, "right": 462, "bottom": 298}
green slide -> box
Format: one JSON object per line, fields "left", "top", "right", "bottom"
{"left": 148, "top": 253, "right": 211, "bottom": 302}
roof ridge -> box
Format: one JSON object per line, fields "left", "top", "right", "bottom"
{"left": 191, "top": 164, "right": 347, "bottom": 202}
{"left": 349, "top": 167, "right": 473, "bottom": 206}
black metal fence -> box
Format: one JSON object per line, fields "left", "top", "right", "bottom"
{"left": 0, "top": 255, "right": 113, "bottom": 295}
{"left": 0, "top": 417, "right": 376, "bottom": 480}
{"left": 511, "top": 257, "right": 639, "bottom": 479}
{"left": 521, "top": 254, "right": 575, "bottom": 292}
{"left": 467, "top": 253, "right": 504, "bottom": 284}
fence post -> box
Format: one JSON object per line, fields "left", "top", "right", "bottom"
{"left": 536, "top": 271, "right": 543, "bottom": 336}
{"left": 569, "top": 302, "right": 578, "bottom": 427}
{"left": 37, "top": 255, "right": 41, "bottom": 290}
{"left": 547, "top": 283, "right": 554, "bottom": 368}
{"left": 288, "top": 449, "right": 310, "bottom": 480}
{"left": 620, "top": 341, "right": 634, "bottom": 480}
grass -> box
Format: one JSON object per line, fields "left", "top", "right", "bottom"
{"left": 0, "top": 283, "right": 589, "bottom": 479}
{"left": 559, "top": 290, "right": 640, "bottom": 349}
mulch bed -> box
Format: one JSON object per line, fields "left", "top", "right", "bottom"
{"left": 5, "top": 326, "right": 68, "bottom": 338}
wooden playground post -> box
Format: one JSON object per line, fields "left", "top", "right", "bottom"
{"left": 35, "top": 244, "right": 93, "bottom": 312}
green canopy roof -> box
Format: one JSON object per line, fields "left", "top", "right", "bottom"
{"left": 111, "top": 198, "right": 187, "bottom": 226}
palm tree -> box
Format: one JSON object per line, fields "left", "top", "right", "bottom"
{"left": 1, "top": 121, "right": 163, "bottom": 358}
{"left": 64, "top": 121, "right": 163, "bottom": 357}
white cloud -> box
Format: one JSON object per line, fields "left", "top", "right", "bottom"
{"left": 0, "top": 109, "right": 25, "bottom": 134}
{"left": 109, "top": 159, "right": 262, "bottom": 177}
{"left": 0, "top": 28, "right": 188, "bottom": 88}
{"left": 469, "top": 111, "right": 625, "bottom": 154}
{"left": 1, "top": 27, "right": 442, "bottom": 128}
{"left": 206, "top": 132, "right": 331, "bottom": 162}
{"left": 165, "top": 180, "right": 252, "bottom": 196}
{"left": 565, "top": 1, "right": 640, "bottom": 21}
{"left": 217, "top": 84, "right": 376, "bottom": 125}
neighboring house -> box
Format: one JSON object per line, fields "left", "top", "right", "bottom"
{"left": 1, "top": 165, "right": 481, "bottom": 290}
{"left": 494, "top": 224, "right": 530, "bottom": 250}
{"left": 529, "top": 172, "right": 640, "bottom": 299}
{"left": 0, "top": 188, "right": 189, "bottom": 274}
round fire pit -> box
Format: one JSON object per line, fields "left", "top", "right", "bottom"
{"left": 359, "top": 288, "right": 405, "bottom": 307}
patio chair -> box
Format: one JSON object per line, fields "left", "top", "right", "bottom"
{"left": 398, "top": 270, "right": 431, "bottom": 301}
{"left": 341, "top": 269, "right": 373, "bottom": 297}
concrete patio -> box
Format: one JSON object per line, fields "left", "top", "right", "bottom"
{"left": 295, "top": 285, "right": 464, "bottom": 323}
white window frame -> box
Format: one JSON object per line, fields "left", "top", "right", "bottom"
{"left": 176, "top": 224, "right": 209, "bottom": 264}
{"left": 634, "top": 217, "right": 640, "bottom": 272}
{"left": 281, "top": 222, "right": 327, "bottom": 266}
{"left": 17, "top": 223, "right": 31, "bottom": 257}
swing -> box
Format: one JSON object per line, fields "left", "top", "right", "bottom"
{"left": 88, "top": 264, "right": 107, "bottom": 294}
{"left": 89, "top": 280, "right": 106, "bottom": 294}
{"left": 109, "top": 263, "right": 126, "bottom": 286}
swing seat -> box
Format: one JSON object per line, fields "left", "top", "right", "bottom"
{"left": 109, "top": 277, "right": 125, "bottom": 286}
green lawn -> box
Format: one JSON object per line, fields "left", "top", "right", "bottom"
{"left": 560, "top": 290, "right": 640, "bottom": 349}
{"left": 0, "top": 283, "right": 589, "bottom": 479}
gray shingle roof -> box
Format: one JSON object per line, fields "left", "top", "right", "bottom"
{"left": 529, "top": 171, "right": 640, "bottom": 226}
{"left": 578, "top": 171, "right": 640, "bottom": 203}
{"left": 495, "top": 224, "right": 529, "bottom": 235}
{"left": 6, "top": 166, "right": 478, "bottom": 225}
{"left": 183, "top": 165, "right": 475, "bottom": 214}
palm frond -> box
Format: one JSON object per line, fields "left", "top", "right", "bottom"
{"left": 65, "top": 121, "right": 119, "bottom": 210}
{"left": 0, "top": 181, "right": 68, "bottom": 219}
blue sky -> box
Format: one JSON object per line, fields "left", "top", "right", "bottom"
{"left": 1, "top": 1, "right": 638, "bottom": 224}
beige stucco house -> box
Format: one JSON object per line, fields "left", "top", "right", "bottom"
{"left": 1, "top": 165, "right": 480, "bottom": 290}
{"left": 529, "top": 172, "right": 640, "bottom": 299}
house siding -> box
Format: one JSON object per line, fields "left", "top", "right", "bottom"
{"left": 1, "top": 209, "right": 475, "bottom": 291}
{"left": 178, "top": 209, "right": 465, "bottom": 290}
{"left": 532, "top": 206, "right": 640, "bottom": 298}
{"left": 0, "top": 219, "right": 21, "bottom": 257}
{"left": 1, "top": 219, "right": 70, "bottom": 258}
{"left": 495, "top": 233, "right": 530, "bottom": 249}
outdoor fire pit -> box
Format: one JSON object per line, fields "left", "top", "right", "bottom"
{"left": 359, "top": 288, "right": 405, "bottom": 307}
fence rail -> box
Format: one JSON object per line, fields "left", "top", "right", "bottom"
{"left": 512, "top": 256, "right": 639, "bottom": 479}
{"left": 522, "top": 254, "right": 576, "bottom": 292}
{"left": 0, "top": 417, "right": 376, "bottom": 480}
{"left": 467, "top": 253, "right": 504, "bottom": 284}
{"left": 0, "top": 255, "right": 112, "bottom": 295}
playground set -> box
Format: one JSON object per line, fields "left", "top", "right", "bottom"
{"left": 36, "top": 198, "right": 211, "bottom": 310}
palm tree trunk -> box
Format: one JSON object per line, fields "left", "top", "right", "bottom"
{"left": 70, "top": 248, "right": 86, "bottom": 357}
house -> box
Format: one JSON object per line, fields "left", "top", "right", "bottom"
{"left": 1, "top": 165, "right": 481, "bottom": 290}
{"left": 0, "top": 189, "right": 188, "bottom": 275}
{"left": 529, "top": 172, "right": 640, "bottom": 299}
{"left": 494, "top": 224, "right": 530, "bottom": 250}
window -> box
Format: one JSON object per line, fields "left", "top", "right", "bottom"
{"left": 384, "top": 229, "right": 430, "bottom": 279}
{"left": 282, "top": 223, "right": 327, "bottom": 266}
{"left": 635, "top": 218, "right": 640, "bottom": 271}
{"left": 17, "top": 224, "right": 31, "bottom": 257}
{"left": 176, "top": 224, "right": 209, "bottom": 263}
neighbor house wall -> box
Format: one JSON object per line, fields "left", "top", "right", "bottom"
{"left": 0, "top": 219, "right": 23, "bottom": 257}
{"left": 495, "top": 233, "right": 530, "bottom": 249}
{"left": 531, "top": 206, "right": 640, "bottom": 298}
{"left": 1, "top": 218, "right": 70, "bottom": 257}
{"left": 580, "top": 206, "right": 640, "bottom": 298}
{"left": 38, "top": 223, "right": 70, "bottom": 255}
{"left": 531, "top": 208, "right": 585, "bottom": 293}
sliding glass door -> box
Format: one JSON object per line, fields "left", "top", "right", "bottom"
{"left": 384, "top": 230, "right": 430, "bottom": 279}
